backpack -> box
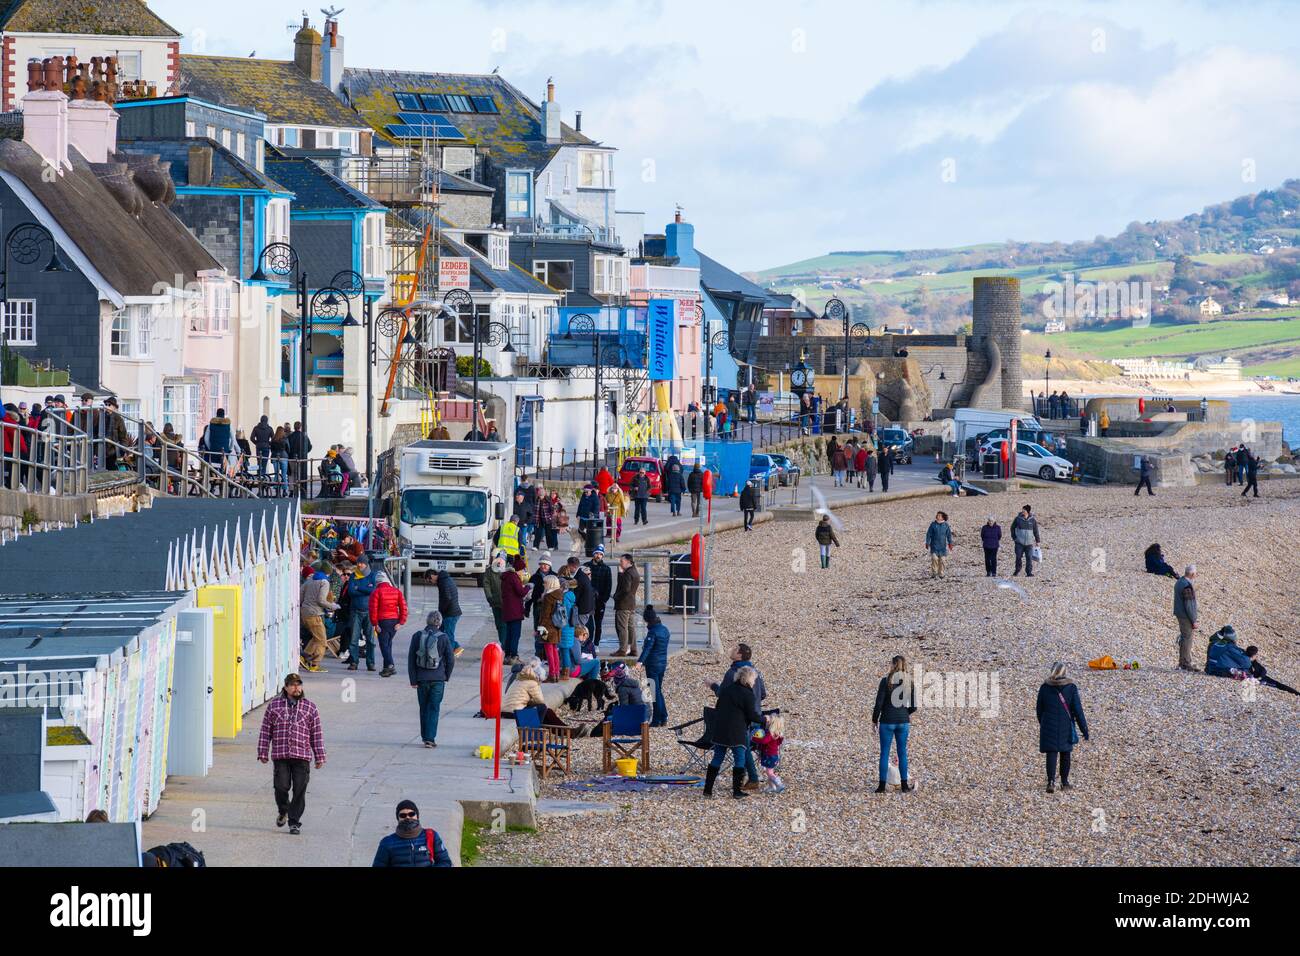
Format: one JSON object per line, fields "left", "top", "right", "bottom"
{"left": 146, "top": 841, "right": 207, "bottom": 868}
{"left": 550, "top": 601, "right": 567, "bottom": 630}
{"left": 415, "top": 629, "right": 442, "bottom": 670}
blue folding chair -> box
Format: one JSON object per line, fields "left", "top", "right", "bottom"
{"left": 601, "top": 703, "right": 650, "bottom": 773}
{"left": 515, "top": 706, "right": 571, "bottom": 778}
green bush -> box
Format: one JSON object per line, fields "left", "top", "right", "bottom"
{"left": 456, "top": 356, "right": 493, "bottom": 379}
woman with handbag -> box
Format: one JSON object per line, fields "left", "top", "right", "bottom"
{"left": 1035, "top": 661, "right": 1089, "bottom": 793}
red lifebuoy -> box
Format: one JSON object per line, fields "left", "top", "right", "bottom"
{"left": 702, "top": 470, "right": 714, "bottom": 500}
{"left": 480, "top": 643, "right": 503, "bottom": 718}
{"left": 690, "top": 533, "right": 703, "bottom": 580}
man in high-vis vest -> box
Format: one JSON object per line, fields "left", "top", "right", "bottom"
{"left": 498, "top": 516, "right": 521, "bottom": 558}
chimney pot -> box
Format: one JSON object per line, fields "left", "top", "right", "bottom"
{"left": 546, "top": 78, "right": 554, "bottom": 103}
{"left": 27, "top": 59, "right": 42, "bottom": 93}
{"left": 575, "top": 110, "right": 582, "bottom": 132}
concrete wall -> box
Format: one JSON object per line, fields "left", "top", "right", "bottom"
{"left": 440, "top": 192, "right": 492, "bottom": 230}
{"left": 1067, "top": 420, "right": 1285, "bottom": 485}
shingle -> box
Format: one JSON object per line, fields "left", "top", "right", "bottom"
{"left": 180, "top": 55, "right": 365, "bottom": 129}
{"left": 0, "top": 0, "right": 180, "bottom": 37}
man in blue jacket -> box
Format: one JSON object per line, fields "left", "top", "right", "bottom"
{"left": 346, "top": 561, "right": 379, "bottom": 671}
{"left": 638, "top": 605, "right": 671, "bottom": 727}
{"left": 372, "top": 800, "right": 453, "bottom": 867}
{"left": 408, "top": 611, "right": 455, "bottom": 747}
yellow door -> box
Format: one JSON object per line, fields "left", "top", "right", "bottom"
{"left": 199, "top": 585, "right": 244, "bottom": 738}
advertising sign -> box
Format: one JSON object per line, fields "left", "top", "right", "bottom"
{"left": 679, "top": 298, "right": 699, "bottom": 326}
{"left": 439, "top": 257, "right": 470, "bottom": 290}
{"left": 647, "top": 298, "right": 676, "bottom": 382}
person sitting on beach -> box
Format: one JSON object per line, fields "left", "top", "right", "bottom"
{"left": 1244, "top": 646, "right": 1299, "bottom": 696}
{"left": 501, "top": 661, "right": 586, "bottom": 735}
{"left": 1205, "top": 625, "right": 1253, "bottom": 677}
{"left": 1143, "top": 543, "right": 1177, "bottom": 578}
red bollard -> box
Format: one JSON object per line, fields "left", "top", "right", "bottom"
{"left": 480, "top": 642, "right": 503, "bottom": 779}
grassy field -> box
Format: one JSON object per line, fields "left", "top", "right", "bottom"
{"left": 1046, "top": 317, "right": 1300, "bottom": 360}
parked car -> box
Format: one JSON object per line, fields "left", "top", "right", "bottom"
{"left": 977, "top": 427, "right": 1056, "bottom": 451}
{"left": 617, "top": 456, "right": 663, "bottom": 500}
{"left": 978, "top": 439, "right": 1073, "bottom": 481}
{"left": 877, "top": 427, "right": 914, "bottom": 464}
{"left": 769, "top": 453, "right": 801, "bottom": 486}
{"left": 749, "top": 454, "right": 780, "bottom": 490}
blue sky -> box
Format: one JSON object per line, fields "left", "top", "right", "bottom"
{"left": 155, "top": 0, "right": 1300, "bottom": 271}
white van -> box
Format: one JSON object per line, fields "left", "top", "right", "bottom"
{"left": 951, "top": 408, "right": 1042, "bottom": 452}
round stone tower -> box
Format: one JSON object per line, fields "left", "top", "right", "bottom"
{"left": 972, "top": 276, "right": 1022, "bottom": 409}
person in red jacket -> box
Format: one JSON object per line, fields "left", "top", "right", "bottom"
{"left": 854, "top": 445, "right": 869, "bottom": 489}
{"left": 368, "top": 572, "right": 408, "bottom": 677}
{"left": 499, "top": 565, "right": 528, "bottom": 663}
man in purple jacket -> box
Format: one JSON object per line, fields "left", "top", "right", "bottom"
{"left": 257, "top": 674, "right": 326, "bottom": 835}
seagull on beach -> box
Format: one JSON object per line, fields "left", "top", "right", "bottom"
{"left": 996, "top": 580, "right": 1028, "bottom": 599}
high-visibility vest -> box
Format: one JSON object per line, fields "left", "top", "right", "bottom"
{"left": 498, "top": 521, "right": 520, "bottom": 556}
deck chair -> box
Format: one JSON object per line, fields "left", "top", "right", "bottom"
{"left": 601, "top": 704, "right": 650, "bottom": 773}
{"left": 514, "top": 706, "right": 572, "bottom": 779}
{"left": 670, "top": 706, "right": 734, "bottom": 775}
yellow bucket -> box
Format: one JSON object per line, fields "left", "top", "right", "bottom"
{"left": 614, "top": 758, "right": 638, "bottom": 778}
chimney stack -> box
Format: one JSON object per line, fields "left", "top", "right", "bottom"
{"left": 543, "top": 77, "right": 560, "bottom": 144}
{"left": 294, "top": 16, "right": 323, "bottom": 82}
{"left": 22, "top": 58, "right": 71, "bottom": 173}
{"left": 575, "top": 110, "right": 582, "bottom": 133}
{"left": 320, "top": 16, "right": 345, "bottom": 95}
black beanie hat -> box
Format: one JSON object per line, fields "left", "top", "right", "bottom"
{"left": 642, "top": 605, "right": 657, "bottom": 624}
{"left": 395, "top": 799, "right": 419, "bottom": 819}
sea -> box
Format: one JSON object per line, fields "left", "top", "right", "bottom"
{"left": 1227, "top": 396, "right": 1300, "bottom": 447}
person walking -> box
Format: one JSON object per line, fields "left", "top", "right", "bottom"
{"left": 638, "top": 605, "right": 670, "bottom": 727}
{"left": 270, "top": 425, "right": 291, "bottom": 494}
{"left": 1011, "top": 504, "right": 1041, "bottom": 577}
{"left": 1241, "top": 450, "right": 1260, "bottom": 498}
{"left": 1099, "top": 408, "right": 1110, "bottom": 437}
{"left": 368, "top": 571, "right": 408, "bottom": 677}
{"left": 408, "top": 611, "right": 454, "bottom": 748}
{"left": 299, "top": 570, "right": 338, "bottom": 672}
{"left": 872, "top": 655, "right": 916, "bottom": 793}
{"left": 831, "top": 442, "right": 848, "bottom": 487}
{"left": 613, "top": 554, "right": 640, "bottom": 657}
{"left": 345, "top": 560, "right": 378, "bottom": 672}
{"left": 709, "top": 643, "right": 769, "bottom": 792}
{"left": 1036, "top": 662, "right": 1089, "bottom": 793}
{"left": 740, "top": 478, "right": 760, "bottom": 531}
{"left": 630, "top": 470, "right": 650, "bottom": 526}
{"left": 864, "top": 446, "right": 878, "bottom": 492}
{"left": 1235, "top": 444, "right": 1249, "bottom": 485}
{"left": 1134, "top": 455, "right": 1154, "bottom": 496}
{"left": 663, "top": 457, "right": 685, "bottom": 517}
{"left": 585, "top": 545, "right": 613, "bottom": 650}
{"left": 1174, "top": 565, "right": 1199, "bottom": 672}
{"left": 482, "top": 555, "right": 507, "bottom": 647}
{"left": 815, "top": 514, "right": 839, "bottom": 569}
{"left": 879, "top": 445, "right": 893, "bottom": 493}
{"left": 500, "top": 561, "right": 527, "bottom": 663}
{"left": 980, "top": 516, "right": 1002, "bottom": 577}
{"left": 924, "top": 511, "right": 954, "bottom": 579}
{"left": 201, "top": 407, "right": 236, "bottom": 471}
{"left": 854, "top": 444, "right": 869, "bottom": 488}
{"left": 434, "top": 569, "right": 463, "bottom": 656}
{"left": 687, "top": 462, "right": 705, "bottom": 517}
{"left": 702, "top": 666, "right": 766, "bottom": 799}
{"left": 256, "top": 674, "right": 325, "bottom": 835}
{"left": 372, "top": 800, "right": 453, "bottom": 866}
{"left": 1224, "top": 448, "right": 1237, "bottom": 486}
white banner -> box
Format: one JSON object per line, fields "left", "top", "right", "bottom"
{"left": 439, "top": 257, "right": 470, "bottom": 290}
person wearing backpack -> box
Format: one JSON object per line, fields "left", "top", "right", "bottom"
{"left": 372, "top": 800, "right": 453, "bottom": 867}
{"left": 408, "top": 611, "right": 454, "bottom": 748}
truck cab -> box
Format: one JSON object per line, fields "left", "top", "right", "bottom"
{"left": 391, "top": 440, "right": 513, "bottom": 576}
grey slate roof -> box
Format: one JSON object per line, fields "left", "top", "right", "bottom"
{"left": 699, "top": 250, "right": 769, "bottom": 302}
{"left": 118, "top": 137, "right": 289, "bottom": 193}
{"left": 0, "top": 822, "right": 141, "bottom": 866}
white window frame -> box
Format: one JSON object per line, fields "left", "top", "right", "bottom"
{"left": 579, "top": 151, "right": 609, "bottom": 189}
{"left": 363, "top": 213, "right": 386, "bottom": 279}
{"left": 3, "top": 299, "right": 35, "bottom": 345}
{"left": 317, "top": 129, "right": 336, "bottom": 149}
{"left": 236, "top": 131, "right": 247, "bottom": 160}
{"left": 221, "top": 129, "right": 232, "bottom": 150}
{"left": 442, "top": 146, "right": 475, "bottom": 179}
{"left": 205, "top": 124, "right": 216, "bottom": 141}
{"left": 114, "top": 51, "right": 143, "bottom": 82}
{"left": 488, "top": 234, "right": 509, "bottom": 271}
{"left": 110, "top": 305, "right": 154, "bottom": 359}
{"left": 532, "top": 260, "right": 574, "bottom": 292}
{"left": 185, "top": 120, "right": 196, "bottom": 137}
{"left": 592, "top": 256, "right": 629, "bottom": 296}
{"left": 265, "top": 199, "right": 291, "bottom": 250}
{"left": 256, "top": 139, "right": 265, "bottom": 172}
{"left": 505, "top": 170, "right": 532, "bottom": 218}
{"left": 206, "top": 280, "right": 231, "bottom": 333}
{"left": 162, "top": 382, "right": 200, "bottom": 446}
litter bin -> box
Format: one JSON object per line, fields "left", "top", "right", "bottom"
{"left": 669, "top": 552, "right": 700, "bottom": 614}
{"left": 982, "top": 457, "right": 998, "bottom": 478}
{"left": 582, "top": 520, "right": 604, "bottom": 557}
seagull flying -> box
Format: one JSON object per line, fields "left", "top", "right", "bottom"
{"left": 810, "top": 485, "right": 845, "bottom": 531}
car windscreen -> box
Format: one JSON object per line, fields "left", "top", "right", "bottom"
{"left": 751, "top": 456, "right": 769, "bottom": 467}
{"left": 881, "top": 430, "right": 908, "bottom": 442}
{"left": 623, "top": 460, "right": 658, "bottom": 473}
{"left": 401, "top": 488, "right": 488, "bottom": 527}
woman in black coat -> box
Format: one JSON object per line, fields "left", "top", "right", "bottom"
{"left": 703, "top": 667, "right": 766, "bottom": 799}
{"left": 1035, "top": 661, "right": 1089, "bottom": 793}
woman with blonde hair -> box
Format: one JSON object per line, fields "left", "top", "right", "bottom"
{"left": 1036, "top": 661, "right": 1089, "bottom": 793}
{"left": 871, "top": 655, "right": 916, "bottom": 793}
{"left": 537, "top": 574, "right": 564, "bottom": 681}
{"left": 604, "top": 483, "right": 627, "bottom": 543}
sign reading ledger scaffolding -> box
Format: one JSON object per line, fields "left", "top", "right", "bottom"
{"left": 439, "top": 257, "right": 470, "bottom": 290}
{"left": 647, "top": 298, "right": 676, "bottom": 382}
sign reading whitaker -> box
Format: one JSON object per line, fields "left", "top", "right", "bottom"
{"left": 647, "top": 298, "right": 676, "bottom": 382}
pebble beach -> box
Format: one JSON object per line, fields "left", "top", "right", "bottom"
{"left": 482, "top": 481, "right": 1300, "bottom": 866}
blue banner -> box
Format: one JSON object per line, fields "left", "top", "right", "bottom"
{"left": 647, "top": 298, "right": 676, "bottom": 382}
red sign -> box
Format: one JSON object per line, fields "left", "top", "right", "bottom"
{"left": 679, "top": 298, "right": 699, "bottom": 326}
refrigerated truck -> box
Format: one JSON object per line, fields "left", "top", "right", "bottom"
{"left": 390, "top": 440, "right": 514, "bottom": 577}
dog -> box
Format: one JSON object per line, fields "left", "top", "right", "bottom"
{"left": 565, "top": 677, "right": 614, "bottom": 712}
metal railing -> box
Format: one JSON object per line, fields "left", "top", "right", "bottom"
{"left": 519, "top": 448, "right": 621, "bottom": 484}
{"left": 1, "top": 417, "right": 90, "bottom": 495}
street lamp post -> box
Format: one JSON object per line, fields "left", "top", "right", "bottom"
{"left": 823, "top": 296, "right": 870, "bottom": 403}
{"left": 0, "top": 222, "right": 68, "bottom": 395}
{"left": 251, "top": 242, "right": 312, "bottom": 491}
{"left": 447, "top": 288, "right": 514, "bottom": 440}
{"left": 703, "top": 327, "right": 730, "bottom": 436}
{"left": 344, "top": 289, "right": 407, "bottom": 519}
{"left": 1044, "top": 349, "right": 1052, "bottom": 418}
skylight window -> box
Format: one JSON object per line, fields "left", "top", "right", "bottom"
{"left": 471, "top": 96, "right": 498, "bottom": 113}
{"left": 420, "top": 94, "right": 449, "bottom": 112}
{"left": 446, "top": 94, "right": 473, "bottom": 112}
{"left": 394, "top": 92, "right": 422, "bottom": 111}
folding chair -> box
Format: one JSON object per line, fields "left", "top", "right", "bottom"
{"left": 601, "top": 703, "right": 650, "bottom": 773}
{"left": 514, "top": 706, "right": 572, "bottom": 779}
{"left": 670, "top": 706, "right": 733, "bottom": 775}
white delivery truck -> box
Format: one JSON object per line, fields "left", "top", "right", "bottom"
{"left": 390, "top": 440, "right": 514, "bottom": 578}
{"left": 951, "top": 408, "right": 1044, "bottom": 453}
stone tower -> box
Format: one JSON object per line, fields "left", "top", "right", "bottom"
{"left": 972, "top": 276, "right": 1022, "bottom": 409}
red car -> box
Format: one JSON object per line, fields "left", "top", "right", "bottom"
{"left": 617, "top": 456, "right": 663, "bottom": 499}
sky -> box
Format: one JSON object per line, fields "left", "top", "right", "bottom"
{"left": 154, "top": 0, "right": 1300, "bottom": 271}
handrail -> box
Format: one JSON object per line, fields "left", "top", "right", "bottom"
{"left": 1, "top": 416, "right": 90, "bottom": 496}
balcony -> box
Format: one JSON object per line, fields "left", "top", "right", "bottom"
{"left": 544, "top": 306, "right": 647, "bottom": 368}
{"left": 630, "top": 264, "right": 700, "bottom": 295}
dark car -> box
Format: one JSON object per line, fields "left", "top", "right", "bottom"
{"left": 769, "top": 453, "right": 801, "bottom": 486}
{"left": 877, "top": 427, "right": 914, "bottom": 464}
